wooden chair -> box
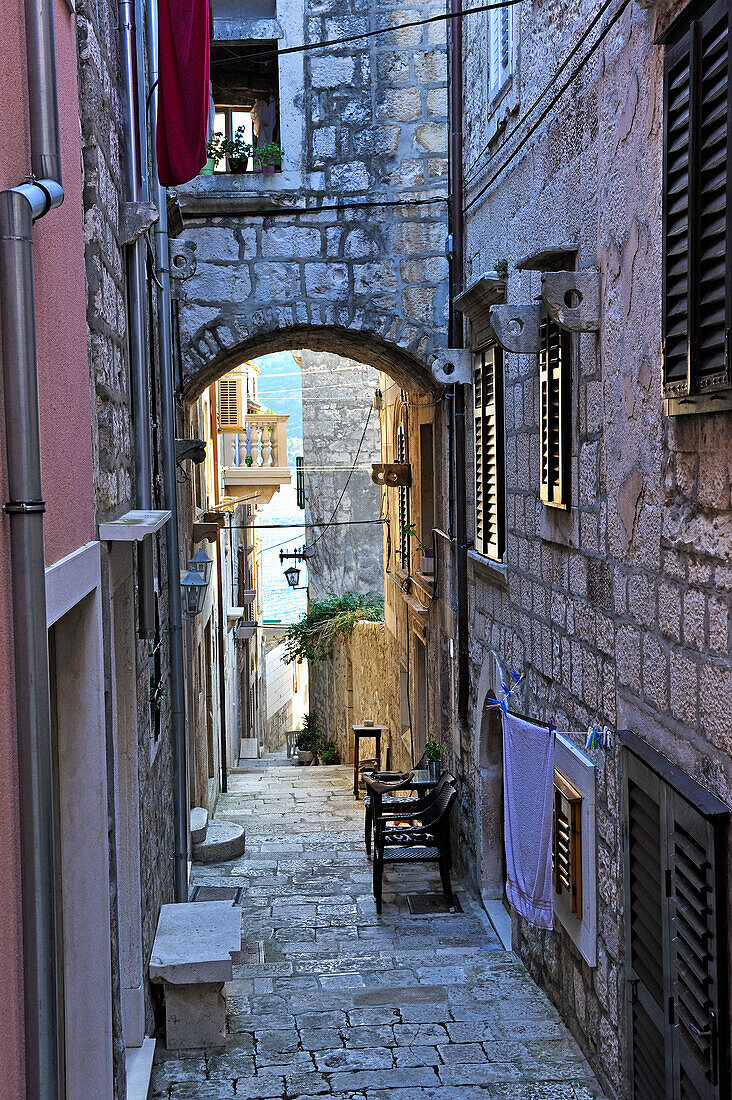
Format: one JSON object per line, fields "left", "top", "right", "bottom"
{"left": 363, "top": 750, "right": 429, "bottom": 855}
{"left": 372, "top": 782, "right": 457, "bottom": 915}
{"left": 364, "top": 770, "right": 455, "bottom": 857}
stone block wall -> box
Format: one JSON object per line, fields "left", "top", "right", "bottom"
{"left": 458, "top": 1, "right": 732, "bottom": 1096}
{"left": 301, "top": 350, "right": 383, "bottom": 602}
{"left": 172, "top": 0, "right": 450, "bottom": 397}
{"left": 76, "top": 0, "right": 176, "bottom": 1052}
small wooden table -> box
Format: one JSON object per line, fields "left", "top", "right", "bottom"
{"left": 352, "top": 725, "right": 386, "bottom": 798}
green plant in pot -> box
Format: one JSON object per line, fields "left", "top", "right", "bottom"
{"left": 425, "top": 737, "right": 444, "bottom": 780}
{"left": 296, "top": 712, "right": 320, "bottom": 765}
{"left": 318, "top": 741, "right": 340, "bottom": 765}
{"left": 405, "top": 523, "right": 433, "bottom": 576}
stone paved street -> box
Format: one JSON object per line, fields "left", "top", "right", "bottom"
{"left": 151, "top": 757, "right": 608, "bottom": 1099}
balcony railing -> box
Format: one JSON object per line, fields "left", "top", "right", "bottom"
{"left": 220, "top": 414, "right": 290, "bottom": 501}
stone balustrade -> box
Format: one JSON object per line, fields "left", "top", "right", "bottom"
{"left": 219, "top": 414, "right": 291, "bottom": 502}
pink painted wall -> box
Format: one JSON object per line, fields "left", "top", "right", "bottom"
{"left": 0, "top": 0, "right": 96, "bottom": 1091}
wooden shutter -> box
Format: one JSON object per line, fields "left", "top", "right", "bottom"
{"left": 623, "top": 736, "right": 729, "bottom": 1100}
{"left": 473, "top": 347, "right": 505, "bottom": 561}
{"left": 218, "top": 378, "right": 241, "bottom": 427}
{"left": 539, "top": 317, "right": 571, "bottom": 508}
{"left": 662, "top": 0, "right": 732, "bottom": 411}
{"left": 397, "top": 423, "right": 410, "bottom": 571}
{"left": 553, "top": 770, "right": 583, "bottom": 919}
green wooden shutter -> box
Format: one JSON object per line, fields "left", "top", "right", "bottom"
{"left": 662, "top": 0, "right": 732, "bottom": 410}
{"left": 539, "top": 317, "right": 570, "bottom": 508}
{"left": 623, "top": 736, "right": 729, "bottom": 1100}
{"left": 473, "top": 347, "right": 505, "bottom": 560}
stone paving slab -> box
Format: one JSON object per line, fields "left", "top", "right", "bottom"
{"left": 151, "top": 758, "right": 608, "bottom": 1100}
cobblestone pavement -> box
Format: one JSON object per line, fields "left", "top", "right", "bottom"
{"left": 151, "top": 756, "right": 608, "bottom": 1099}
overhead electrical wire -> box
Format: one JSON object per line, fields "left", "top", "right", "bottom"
{"left": 308, "top": 405, "right": 375, "bottom": 551}
{"left": 463, "top": 0, "right": 617, "bottom": 188}
{"left": 464, "top": 0, "right": 633, "bottom": 213}
{"left": 210, "top": 0, "right": 524, "bottom": 68}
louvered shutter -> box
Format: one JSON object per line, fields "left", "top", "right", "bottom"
{"left": 489, "top": 6, "right": 512, "bottom": 98}
{"left": 539, "top": 317, "right": 570, "bottom": 508}
{"left": 624, "top": 751, "right": 671, "bottom": 1099}
{"left": 553, "top": 770, "right": 583, "bottom": 919}
{"left": 663, "top": 0, "right": 732, "bottom": 410}
{"left": 667, "top": 791, "right": 725, "bottom": 1099}
{"left": 473, "top": 347, "right": 505, "bottom": 560}
{"left": 397, "top": 423, "right": 410, "bottom": 571}
{"left": 623, "top": 738, "right": 729, "bottom": 1100}
{"left": 218, "top": 378, "right": 241, "bottom": 427}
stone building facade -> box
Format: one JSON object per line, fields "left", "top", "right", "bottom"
{"left": 454, "top": 0, "right": 732, "bottom": 1095}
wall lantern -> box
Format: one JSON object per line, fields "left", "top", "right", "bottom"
{"left": 284, "top": 565, "right": 301, "bottom": 588}
{"left": 181, "top": 569, "right": 208, "bottom": 616}
{"left": 189, "top": 547, "right": 213, "bottom": 585}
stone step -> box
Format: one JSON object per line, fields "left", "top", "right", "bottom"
{"left": 193, "top": 820, "right": 246, "bottom": 863}
{"left": 190, "top": 807, "right": 208, "bottom": 845}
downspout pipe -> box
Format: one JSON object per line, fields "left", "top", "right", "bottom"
{"left": 447, "top": 0, "right": 470, "bottom": 724}
{"left": 0, "top": 0, "right": 65, "bottom": 1093}
{"left": 146, "top": 0, "right": 190, "bottom": 902}
{"left": 209, "top": 386, "right": 229, "bottom": 794}
{"left": 119, "top": 0, "right": 155, "bottom": 640}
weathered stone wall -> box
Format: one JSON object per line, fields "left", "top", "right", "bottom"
{"left": 459, "top": 2, "right": 732, "bottom": 1096}
{"left": 309, "top": 620, "right": 406, "bottom": 771}
{"left": 76, "top": 0, "right": 176, "bottom": 1055}
{"left": 172, "top": 0, "right": 450, "bottom": 397}
{"left": 301, "top": 350, "right": 383, "bottom": 602}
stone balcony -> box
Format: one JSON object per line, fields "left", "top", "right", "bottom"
{"left": 219, "top": 413, "right": 290, "bottom": 504}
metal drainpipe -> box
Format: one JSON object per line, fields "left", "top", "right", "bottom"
{"left": 146, "top": 0, "right": 190, "bottom": 902}
{"left": 209, "top": 386, "right": 229, "bottom": 793}
{"left": 448, "top": 0, "right": 469, "bottom": 724}
{"left": 0, "top": 0, "right": 65, "bottom": 1092}
{"left": 119, "top": 0, "right": 155, "bottom": 640}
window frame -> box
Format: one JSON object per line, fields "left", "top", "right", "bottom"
{"left": 539, "top": 315, "right": 571, "bottom": 510}
{"left": 218, "top": 377, "right": 242, "bottom": 429}
{"left": 553, "top": 768, "right": 583, "bottom": 920}
{"left": 488, "top": 2, "right": 514, "bottom": 101}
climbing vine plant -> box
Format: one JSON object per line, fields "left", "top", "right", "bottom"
{"left": 283, "top": 592, "right": 384, "bottom": 663}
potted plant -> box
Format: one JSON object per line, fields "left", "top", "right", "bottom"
{"left": 296, "top": 712, "right": 320, "bottom": 764}
{"left": 406, "top": 524, "right": 434, "bottom": 576}
{"left": 205, "top": 131, "right": 227, "bottom": 171}
{"left": 425, "top": 737, "right": 444, "bottom": 780}
{"left": 252, "top": 141, "right": 284, "bottom": 172}
{"left": 225, "top": 126, "right": 252, "bottom": 173}
{"left": 318, "top": 741, "right": 340, "bottom": 765}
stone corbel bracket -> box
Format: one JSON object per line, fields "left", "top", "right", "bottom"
{"left": 430, "top": 349, "right": 472, "bottom": 385}
{"left": 169, "top": 239, "right": 197, "bottom": 281}
{"left": 176, "top": 438, "right": 206, "bottom": 464}
{"left": 453, "top": 272, "right": 507, "bottom": 351}
{"left": 490, "top": 304, "right": 542, "bottom": 354}
{"left": 371, "top": 463, "right": 411, "bottom": 488}
{"left": 541, "top": 269, "right": 600, "bottom": 332}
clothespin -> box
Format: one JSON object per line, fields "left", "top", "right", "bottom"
{"left": 601, "top": 725, "right": 612, "bottom": 749}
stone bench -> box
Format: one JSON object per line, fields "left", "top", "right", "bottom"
{"left": 149, "top": 902, "right": 241, "bottom": 1050}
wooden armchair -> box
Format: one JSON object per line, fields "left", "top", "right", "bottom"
{"left": 372, "top": 781, "right": 457, "bottom": 914}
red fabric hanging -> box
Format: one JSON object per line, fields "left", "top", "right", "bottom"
{"left": 156, "top": 0, "right": 210, "bottom": 187}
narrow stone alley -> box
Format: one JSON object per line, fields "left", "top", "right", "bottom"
{"left": 151, "top": 759, "right": 608, "bottom": 1099}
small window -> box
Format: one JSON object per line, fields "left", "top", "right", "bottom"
{"left": 396, "top": 421, "right": 410, "bottom": 572}
{"left": 662, "top": 0, "right": 732, "bottom": 414}
{"left": 218, "top": 378, "right": 241, "bottom": 428}
{"left": 553, "top": 769, "right": 582, "bottom": 920}
{"left": 296, "top": 456, "right": 305, "bottom": 509}
{"left": 473, "top": 346, "right": 505, "bottom": 560}
{"left": 539, "top": 316, "right": 571, "bottom": 509}
{"left": 488, "top": 4, "right": 513, "bottom": 100}
{"left": 210, "top": 40, "right": 281, "bottom": 175}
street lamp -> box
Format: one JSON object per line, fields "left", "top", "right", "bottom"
{"left": 189, "top": 547, "right": 213, "bottom": 586}
{"left": 284, "top": 564, "right": 301, "bottom": 588}
{"left": 180, "top": 569, "right": 208, "bottom": 616}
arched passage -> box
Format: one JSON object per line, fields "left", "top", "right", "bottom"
{"left": 473, "top": 650, "right": 513, "bottom": 904}
{"left": 178, "top": 313, "right": 449, "bottom": 401}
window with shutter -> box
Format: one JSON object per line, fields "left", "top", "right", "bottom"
{"left": 397, "top": 422, "right": 410, "bottom": 572}
{"left": 218, "top": 378, "right": 241, "bottom": 427}
{"left": 488, "top": 5, "right": 513, "bottom": 100}
{"left": 553, "top": 769, "right": 583, "bottom": 920}
{"left": 622, "top": 733, "right": 729, "bottom": 1100}
{"left": 473, "top": 347, "right": 505, "bottom": 560}
{"left": 539, "top": 316, "right": 571, "bottom": 508}
{"left": 662, "top": 0, "right": 732, "bottom": 414}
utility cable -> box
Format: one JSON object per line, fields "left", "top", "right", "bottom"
{"left": 464, "top": 0, "right": 632, "bottom": 213}
{"left": 211, "top": 0, "right": 524, "bottom": 68}
{"left": 224, "top": 518, "right": 386, "bottom": 530}
{"left": 463, "top": 0, "right": 616, "bottom": 188}
{"left": 307, "top": 405, "right": 374, "bottom": 551}
{"left": 204, "top": 195, "right": 448, "bottom": 217}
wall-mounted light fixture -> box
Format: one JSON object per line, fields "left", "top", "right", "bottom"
{"left": 180, "top": 569, "right": 208, "bottom": 616}
{"left": 189, "top": 547, "right": 213, "bottom": 585}
{"left": 284, "top": 564, "right": 301, "bottom": 588}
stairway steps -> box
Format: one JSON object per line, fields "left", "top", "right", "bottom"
{"left": 192, "top": 820, "right": 246, "bottom": 863}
